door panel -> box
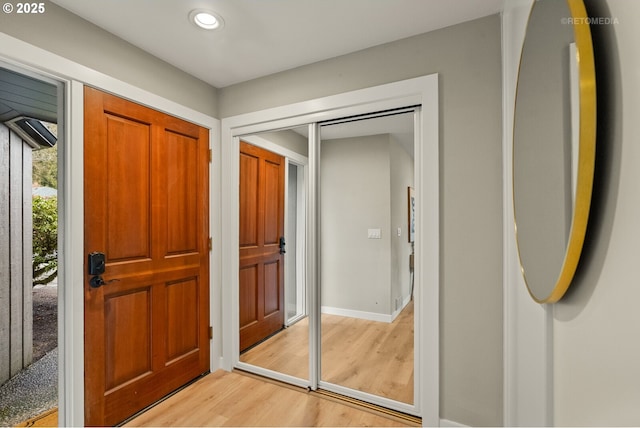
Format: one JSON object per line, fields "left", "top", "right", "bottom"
{"left": 239, "top": 141, "right": 285, "bottom": 352}
{"left": 239, "top": 265, "right": 259, "bottom": 328}
{"left": 105, "top": 115, "right": 151, "bottom": 261}
{"left": 166, "top": 278, "right": 200, "bottom": 361}
{"left": 264, "top": 160, "right": 281, "bottom": 245}
{"left": 165, "top": 132, "right": 198, "bottom": 254}
{"left": 104, "top": 289, "right": 151, "bottom": 390}
{"left": 264, "top": 260, "right": 280, "bottom": 316}
{"left": 239, "top": 152, "right": 259, "bottom": 247}
{"left": 84, "top": 87, "right": 210, "bottom": 426}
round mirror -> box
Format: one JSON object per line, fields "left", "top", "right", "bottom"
{"left": 513, "top": 0, "right": 596, "bottom": 303}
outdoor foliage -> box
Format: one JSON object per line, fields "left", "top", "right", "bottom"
{"left": 32, "top": 196, "right": 58, "bottom": 286}
{"left": 32, "top": 144, "right": 57, "bottom": 188}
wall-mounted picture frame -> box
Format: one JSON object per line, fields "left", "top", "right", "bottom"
{"left": 408, "top": 186, "right": 415, "bottom": 243}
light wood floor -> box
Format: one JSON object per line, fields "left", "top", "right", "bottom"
{"left": 241, "top": 302, "right": 414, "bottom": 404}
{"left": 125, "top": 370, "right": 416, "bottom": 427}
{"left": 240, "top": 316, "right": 310, "bottom": 379}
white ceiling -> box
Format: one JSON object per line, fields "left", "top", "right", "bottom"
{"left": 50, "top": 0, "right": 503, "bottom": 88}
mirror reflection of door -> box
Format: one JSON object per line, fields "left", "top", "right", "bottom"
{"left": 238, "top": 127, "right": 309, "bottom": 381}
{"left": 235, "top": 112, "right": 417, "bottom": 410}
{"left": 319, "top": 111, "right": 415, "bottom": 406}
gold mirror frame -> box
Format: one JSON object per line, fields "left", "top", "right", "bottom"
{"left": 513, "top": 0, "right": 596, "bottom": 303}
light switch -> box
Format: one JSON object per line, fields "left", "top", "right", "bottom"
{"left": 397, "top": 227, "right": 402, "bottom": 237}
{"left": 367, "top": 228, "right": 381, "bottom": 239}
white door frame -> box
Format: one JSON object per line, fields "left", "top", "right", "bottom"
{"left": 220, "top": 74, "right": 439, "bottom": 424}
{"left": 0, "top": 33, "right": 220, "bottom": 427}
{"left": 289, "top": 159, "right": 307, "bottom": 325}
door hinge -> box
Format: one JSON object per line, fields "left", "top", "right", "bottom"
{"left": 208, "top": 237, "right": 212, "bottom": 251}
{"left": 208, "top": 149, "right": 212, "bottom": 163}
{"left": 208, "top": 326, "right": 213, "bottom": 340}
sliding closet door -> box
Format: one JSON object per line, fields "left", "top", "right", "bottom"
{"left": 318, "top": 111, "right": 416, "bottom": 408}
{"left": 238, "top": 127, "right": 310, "bottom": 383}
{"left": 232, "top": 111, "right": 420, "bottom": 414}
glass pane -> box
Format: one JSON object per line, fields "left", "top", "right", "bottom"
{"left": 238, "top": 126, "right": 309, "bottom": 381}
{"left": 319, "top": 112, "right": 415, "bottom": 404}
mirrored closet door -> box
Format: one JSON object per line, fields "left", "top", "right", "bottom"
{"left": 237, "top": 126, "right": 310, "bottom": 382}
{"left": 235, "top": 109, "right": 419, "bottom": 415}
{"left": 318, "top": 111, "right": 416, "bottom": 407}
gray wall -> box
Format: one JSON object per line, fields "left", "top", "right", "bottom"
{"left": 552, "top": 0, "right": 640, "bottom": 425}
{"left": 321, "top": 135, "right": 392, "bottom": 316}
{"left": 221, "top": 15, "right": 503, "bottom": 426}
{"left": 0, "top": 1, "right": 219, "bottom": 118}
{"left": 320, "top": 133, "right": 414, "bottom": 317}
{"left": 0, "top": 124, "right": 33, "bottom": 384}
{"left": 261, "top": 129, "right": 309, "bottom": 157}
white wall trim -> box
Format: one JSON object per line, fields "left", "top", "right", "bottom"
{"left": 502, "top": 1, "right": 553, "bottom": 426}
{"left": 321, "top": 293, "right": 411, "bottom": 323}
{"left": 321, "top": 306, "right": 393, "bottom": 323}
{"left": 240, "top": 134, "right": 308, "bottom": 166}
{"left": 0, "top": 32, "right": 220, "bottom": 427}
{"left": 0, "top": 33, "right": 217, "bottom": 128}
{"left": 221, "top": 77, "right": 426, "bottom": 137}
{"left": 221, "top": 74, "right": 439, "bottom": 424}
{"left": 295, "top": 160, "right": 307, "bottom": 320}
{"left": 59, "top": 78, "right": 84, "bottom": 427}
{"left": 391, "top": 294, "right": 413, "bottom": 321}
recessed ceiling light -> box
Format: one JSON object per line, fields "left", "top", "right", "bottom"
{"left": 189, "top": 9, "right": 224, "bottom": 30}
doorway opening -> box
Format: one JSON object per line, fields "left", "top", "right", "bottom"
{"left": 0, "top": 63, "right": 62, "bottom": 426}
{"left": 285, "top": 161, "right": 307, "bottom": 327}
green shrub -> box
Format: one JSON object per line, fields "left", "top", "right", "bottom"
{"left": 32, "top": 144, "right": 57, "bottom": 188}
{"left": 32, "top": 196, "right": 57, "bottom": 286}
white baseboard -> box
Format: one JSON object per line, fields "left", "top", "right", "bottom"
{"left": 215, "top": 356, "right": 226, "bottom": 371}
{"left": 321, "top": 305, "right": 393, "bottom": 323}
{"left": 390, "top": 294, "right": 412, "bottom": 322}
{"left": 322, "top": 294, "right": 412, "bottom": 323}
{"left": 439, "top": 418, "right": 468, "bottom": 427}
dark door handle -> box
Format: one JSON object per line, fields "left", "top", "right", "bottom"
{"left": 89, "top": 275, "right": 120, "bottom": 289}
{"left": 90, "top": 275, "right": 106, "bottom": 288}
{"left": 279, "top": 236, "right": 286, "bottom": 255}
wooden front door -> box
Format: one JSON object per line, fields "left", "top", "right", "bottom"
{"left": 239, "top": 141, "right": 285, "bottom": 352}
{"left": 83, "top": 87, "right": 210, "bottom": 426}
